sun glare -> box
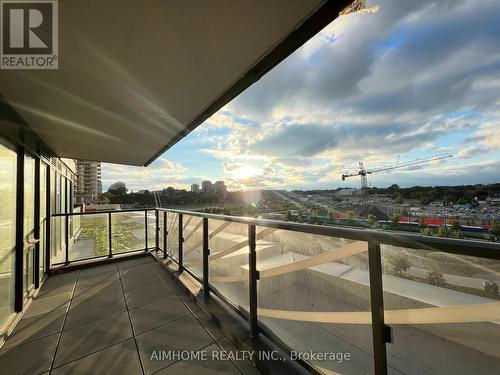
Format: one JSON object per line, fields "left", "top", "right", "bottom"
{"left": 232, "top": 165, "right": 260, "bottom": 180}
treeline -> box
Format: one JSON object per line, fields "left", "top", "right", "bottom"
{"left": 102, "top": 187, "right": 295, "bottom": 208}
{"left": 296, "top": 183, "right": 500, "bottom": 205}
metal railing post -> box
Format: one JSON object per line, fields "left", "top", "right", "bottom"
{"left": 368, "top": 240, "right": 389, "bottom": 375}
{"left": 163, "top": 211, "right": 167, "bottom": 259}
{"left": 144, "top": 210, "right": 148, "bottom": 251}
{"left": 108, "top": 212, "right": 112, "bottom": 258}
{"left": 155, "top": 210, "right": 159, "bottom": 252}
{"left": 178, "top": 214, "right": 183, "bottom": 272}
{"left": 65, "top": 215, "right": 69, "bottom": 265}
{"left": 248, "top": 224, "right": 258, "bottom": 338}
{"left": 203, "top": 217, "right": 209, "bottom": 297}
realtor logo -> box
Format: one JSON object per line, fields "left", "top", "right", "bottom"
{"left": 1, "top": 0, "right": 58, "bottom": 69}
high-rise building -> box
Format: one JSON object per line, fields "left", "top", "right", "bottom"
{"left": 215, "top": 180, "right": 227, "bottom": 193}
{"left": 75, "top": 160, "right": 102, "bottom": 203}
{"left": 201, "top": 180, "right": 213, "bottom": 192}
{"left": 191, "top": 183, "right": 200, "bottom": 193}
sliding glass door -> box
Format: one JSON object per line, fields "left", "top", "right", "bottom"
{"left": 39, "top": 163, "right": 48, "bottom": 282}
{"left": 23, "top": 154, "right": 36, "bottom": 298}
{"left": 0, "top": 143, "right": 17, "bottom": 328}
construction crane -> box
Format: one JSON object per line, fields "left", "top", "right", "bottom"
{"left": 341, "top": 153, "right": 453, "bottom": 189}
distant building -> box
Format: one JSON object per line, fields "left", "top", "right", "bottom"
{"left": 214, "top": 180, "right": 226, "bottom": 193}
{"left": 75, "top": 160, "right": 102, "bottom": 203}
{"left": 201, "top": 180, "right": 213, "bottom": 193}
{"left": 335, "top": 188, "right": 357, "bottom": 196}
{"left": 109, "top": 181, "right": 127, "bottom": 191}
{"left": 191, "top": 183, "right": 200, "bottom": 193}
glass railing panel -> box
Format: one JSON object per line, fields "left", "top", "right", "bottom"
{"left": 380, "top": 244, "right": 500, "bottom": 374}
{"left": 166, "top": 212, "right": 179, "bottom": 260}
{"left": 68, "top": 213, "right": 109, "bottom": 261}
{"left": 255, "top": 226, "right": 372, "bottom": 374}
{"left": 111, "top": 211, "right": 146, "bottom": 254}
{"left": 0, "top": 246, "right": 15, "bottom": 325}
{"left": 158, "top": 211, "right": 164, "bottom": 254}
{"left": 208, "top": 219, "right": 249, "bottom": 309}
{"left": 147, "top": 211, "right": 156, "bottom": 249}
{"left": 50, "top": 216, "right": 64, "bottom": 265}
{"left": 183, "top": 214, "right": 203, "bottom": 278}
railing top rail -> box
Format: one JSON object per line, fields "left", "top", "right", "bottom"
{"left": 52, "top": 207, "right": 500, "bottom": 260}
{"left": 157, "top": 208, "right": 500, "bottom": 260}
{"left": 52, "top": 208, "right": 155, "bottom": 217}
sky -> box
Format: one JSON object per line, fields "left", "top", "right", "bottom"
{"left": 102, "top": 0, "right": 500, "bottom": 192}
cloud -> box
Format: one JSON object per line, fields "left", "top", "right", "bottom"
{"left": 101, "top": 157, "right": 188, "bottom": 191}
{"left": 102, "top": 0, "right": 500, "bottom": 191}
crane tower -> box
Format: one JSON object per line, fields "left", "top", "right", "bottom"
{"left": 342, "top": 153, "right": 453, "bottom": 190}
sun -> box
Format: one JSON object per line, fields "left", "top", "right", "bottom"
{"left": 232, "top": 165, "right": 260, "bottom": 180}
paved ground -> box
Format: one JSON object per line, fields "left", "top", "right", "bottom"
{"left": 0, "top": 256, "right": 261, "bottom": 375}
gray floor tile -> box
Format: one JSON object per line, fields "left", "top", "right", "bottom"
{"left": 3, "top": 307, "right": 66, "bottom": 349}
{"left": 193, "top": 310, "right": 225, "bottom": 341}
{"left": 76, "top": 271, "right": 119, "bottom": 289}
{"left": 117, "top": 256, "right": 154, "bottom": 270}
{"left": 124, "top": 284, "right": 175, "bottom": 309}
{"left": 175, "top": 292, "right": 201, "bottom": 314}
{"left": 78, "top": 263, "right": 118, "bottom": 276}
{"left": 65, "top": 298, "right": 127, "bottom": 329}
{"left": 23, "top": 292, "right": 72, "bottom": 318}
{"left": 51, "top": 338, "right": 142, "bottom": 375}
{"left": 71, "top": 279, "right": 124, "bottom": 306}
{"left": 36, "top": 273, "right": 78, "bottom": 300}
{"left": 121, "top": 267, "right": 167, "bottom": 291}
{"left": 216, "top": 337, "right": 261, "bottom": 375}
{"left": 129, "top": 297, "right": 191, "bottom": 335}
{"left": 156, "top": 343, "right": 240, "bottom": 375}
{"left": 54, "top": 311, "right": 133, "bottom": 367}
{"left": 136, "top": 314, "right": 215, "bottom": 374}
{"left": 0, "top": 333, "right": 59, "bottom": 375}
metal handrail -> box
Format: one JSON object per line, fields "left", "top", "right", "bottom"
{"left": 158, "top": 208, "right": 500, "bottom": 260}
{"left": 49, "top": 207, "right": 500, "bottom": 375}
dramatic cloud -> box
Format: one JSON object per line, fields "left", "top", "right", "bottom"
{"left": 104, "top": 0, "right": 500, "bottom": 191}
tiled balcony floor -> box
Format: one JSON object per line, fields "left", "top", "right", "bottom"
{"left": 0, "top": 256, "right": 261, "bottom": 375}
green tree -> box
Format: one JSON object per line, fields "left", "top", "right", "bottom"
{"left": 395, "top": 196, "right": 404, "bottom": 205}
{"left": 419, "top": 216, "right": 427, "bottom": 229}
{"left": 286, "top": 210, "right": 292, "bottom": 222}
{"left": 346, "top": 210, "right": 355, "bottom": 220}
{"left": 435, "top": 225, "right": 447, "bottom": 237}
{"left": 367, "top": 214, "right": 377, "bottom": 226}
{"left": 389, "top": 214, "right": 400, "bottom": 228}
{"left": 492, "top": 221, "right": 500, "bottom": 237}
{"left": 328, "top": 210, "right": 335, "bottom": 224}
{"left": 451, "top": 220, "right": 460, "bottom": 232}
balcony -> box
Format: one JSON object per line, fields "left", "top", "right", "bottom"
{"left": 1, "top": 208, "right": 499, "bottom": 375}
{"left": 0, "top": 255, "right": 257, "bottom": 374}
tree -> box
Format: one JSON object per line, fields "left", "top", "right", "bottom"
{"left": 286, "top": 210, "right": 292, "bottom": 222}
{"left": 367, "top": 214, "right": 377, "bottom": 226}
{"left": 427, "top": 262, "right": 445, "bottom": 286}
{"left": 484, "top": 281, "right": 499, "bottom": 298}
{"left": 435, "top": 225, "right": 447, "bottom": 237}
{"left": 328, "top": 210, "right": 335, "bottom": 224}
{"left": 388, "top": 252, "right": 411, "bottom": 276}
{"left": 419, "top": 216, "right": 427, "bottom": 229}
{"left": 395, "top": 196, "right": 404, "bottom": 205}
{"left": 492, "top": 221, "right": 500, "bottom": 237}
{"left": 389, "top": 214, "right": 400, "bottom": 228}
{"left": 346, "top": 210, "right": 355, "bottom": 220}
{"left": 451, "top": 220, "right": 461, "bottom": 232}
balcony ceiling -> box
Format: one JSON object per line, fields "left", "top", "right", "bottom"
{"left": 0, "top": 0, "right": 349, "bottom": 166}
